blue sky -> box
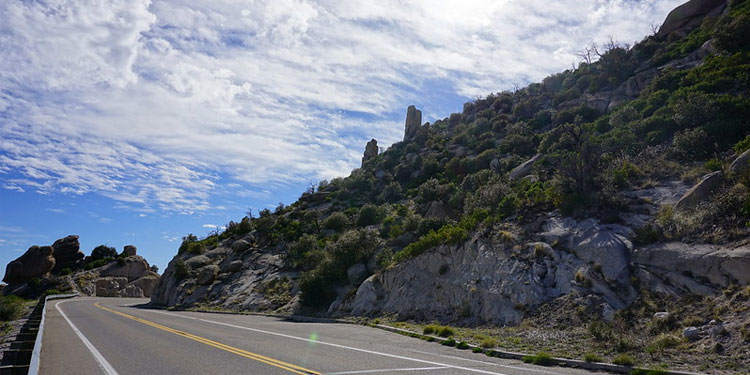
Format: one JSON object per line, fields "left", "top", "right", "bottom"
{"left": 0, "top": 0, "right": 684, "bottom": 275}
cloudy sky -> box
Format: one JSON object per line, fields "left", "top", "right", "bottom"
{"left": 0, "top": 0, "right": 684, "bottom": 273}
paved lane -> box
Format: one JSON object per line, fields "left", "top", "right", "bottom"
{"left": 40, "top": 297, "right": 613, "bottom": 375}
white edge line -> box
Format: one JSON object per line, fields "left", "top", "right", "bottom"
{"left": 29, "top": 294, "right": 78, "bottom": 375}
{"left": 405, "top": 349, "right": 562, "bottom": 375}
{"left": 140, "top": 309, "right": 510, "bottom": 375}
{"left": 55, "top": 300, "right": 120, "bottom": 375}
{"left": 326, "top": 366, "right": 449, "bottom": 374}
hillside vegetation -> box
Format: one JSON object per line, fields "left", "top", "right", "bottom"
{"left": 153, "top": 0, "right": 750, "bottom": 372}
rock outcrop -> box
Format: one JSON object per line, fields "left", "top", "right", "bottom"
{"left": 51, "top": 235, "right": 85, "bottom": 272}
{"left": 675, "top": 170, "right": 724, "bottom": 211}
{"left": 729, "top": 149, "right": 749, "bottom": 175}
{"left": 403, "top": 105, "right": 423, "bottom": 141}
{"left": 633, "top": 243, "right": 750, "bottom": 296}
{"left": 361, "top": 139, "right": 378, "bottom": 167}
{"left": 151, "top": 233, "right": 297, "bottom": 312}
{"left": 658, "top": 0, "right": 727, "bottom": 38}
{"left": 76, "top": 256, "right": 160, "bottom": 297}
{"left": 123, "top": 245, "right": 137, "bottom": 257}
{"left": 3, "top": 246, "right": 56, "bottom": 284}
{"left": 509, "top": 154, "right": 541, "bottom": 180}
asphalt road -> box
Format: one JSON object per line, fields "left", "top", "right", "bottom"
{"left": 39, "top": 297, "right": 614, "bottom": 375}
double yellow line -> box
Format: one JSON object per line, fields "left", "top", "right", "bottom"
{"left": 94, "top": 303, "right": 319, "bottom": 375}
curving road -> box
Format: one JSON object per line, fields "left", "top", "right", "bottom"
{"left": 39, "top": 297, "right": 612, "bottom": 375}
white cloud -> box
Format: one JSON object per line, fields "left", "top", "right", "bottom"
{"left": 45, "top": 208, "right": 65, "bottom": 214}
{"left": 202, "top": 224, "right": 217, "bottom": 229}
{"left": 0, "top": 0, "right": 684, "bottom": 213}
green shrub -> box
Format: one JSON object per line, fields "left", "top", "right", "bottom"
{"left": 178, "top": 234, "right": 198, "bottom": 254}
{"left": 735, "top": 135, "right": 750, "bottom": 154}
{"left": 0, "top": 295, "right": 26, "bottom": 321}
{"left": 441, "top": 338, "right": 456, "bottom": 347}
{"left": 456, "top": 341, "right": 470, "bottom": 350}
{"left": 479, "top": 337, "right": 497, "bottom": 348}
{"left": 584, "top": 353, "right": 602, "bottom": 363}
{"left": 322, "top": 212, "right": 349, "bottom": 232}
{"left": 84, "top": 257, "right": 113, "bottom": 270}
{"left": 437, "top": 326, "right": 455, "bottom": 337}
{"left": 705, "top": 158, "right": 723, "bottom": 172}
{"left": 356, "top": 204, "right": 385, "bottom": 227}
{"left": 43, "top": 289, "right": 62, "bottom": 297}
{"left": 522, "top": 352, "right": 554, "bottom": 366}
{"left": 423, "top": 325, "right": 438, "bottom": 335}
{"left": 646, "top": 334, "right": 682, "bottom": 353}
{"left": 612, "top": 354, "right": 636, "bottom": 366}
{"left": 59, "top": 267, "right": 72, "bottom": 276}
{"left": 630, "top": 368, "right": 668, "bottom": 375}
{"left": 173, "top": 259, "right": 190, "bottom": 281}
{"left": 90, "top": 245, "right": 117, "bottom": 261}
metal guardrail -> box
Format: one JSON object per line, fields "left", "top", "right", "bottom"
{"left": 28, "top": 294, "right": 79, "bottom": 375}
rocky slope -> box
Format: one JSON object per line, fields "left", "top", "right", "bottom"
{"left": 152, "top": 0, "right": 750, "bottom": 371}
{"left": 3, "top": 236, "right": 159, "bottom": 298}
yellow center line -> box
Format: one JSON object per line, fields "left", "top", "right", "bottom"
{"left": 94, "top": 302, "right": 320, "bottom": 375}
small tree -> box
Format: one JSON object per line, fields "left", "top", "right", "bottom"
{"left": 90, "top": 245, "right": 117, "bottom": 261}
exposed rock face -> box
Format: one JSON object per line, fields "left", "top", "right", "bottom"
{"left": 675, "top": 171, "right": 724, "bottom": 211}
{"left": 404, "top": 105, "right": 423, "bottom": 141}
{"left": 151, "top": 234, "right": 297, "bottom": 312}
{"left": 100, "top": 256, "right": 150, "bottom": 280}
{"left": 346, "top": 263, "right": 368, "bottom": 285}
{"left": 76, "top": 255, "right": 160, "bottom": 297}
{"left": 509, "top": 154, "right": 541, "bottom": 180}
{"left": 361, "top": 139, "right": 378, "bottom": 167}
{"left": 51, "top": 235, "right": 84, "bottom": 272}
{"left": 197, "top": 265, "right": 220, "bottom": 285}
{"left": 424, "top": 201, "right": 449, "bottom": 220}
{"left": 3, "top": 246, "right": 56, "bottom": 284}
{"left": 633, "top": 243, "right": 750, "bottom": 295}
{"left": 658, "top": 0, "right": 727, "bottom": 38}
{"left": 123, "top": 245, "right": 137, "bottom": 257}
{"left": 729, "top": 149, "right": 749, "bottom": 175}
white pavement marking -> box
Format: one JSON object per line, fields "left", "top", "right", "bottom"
{"left": 326, "top": 366, "right": 449, "bottom": 374}
{"left": 136, "top": 308, "right": 511, "bottom": 375}
{"left": 55, "top": 300, "right": 120, "bottom": 375}
{"left": 405, "top": 349, "right": 562, "bottom": 375}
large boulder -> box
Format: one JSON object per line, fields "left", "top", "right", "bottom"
{"left": 675, "top": 171, "right": 724, "bottom": 211}
{"left": 509, "top": 154, "right": 541, "bottom": 180}
{"left": 633, "top": 243, "right": 750, "bottom": 291}
{"left": 347, "top": 263, "right": 368, "bottom": 285}
{"left": 729, "top": 149, "right": 749, "bottom": 175}
{"left": 95, "top": 277, "right": 130, "bottom": 297}
{"left": 197, "top": 265, "right": 220, "bottom": 285}
{"left": 100, "top": 256, "right": 150, "bottom": 281}
{"left": 403, "top": 105, "right": 423, "bottom": 141}
{"left": 658, "top": 0, "right": 727, "bottom": 38}
{"left": 361, "top": 139, "right": 378, "bottom": 167}
{"left": 123, "top": 245, "right": 137, "bottom": 257}
{"left": 51, "top": 235, "right": 84, "bottom": 272}
{"left": 3, "top": 246, "right": 56, "bottom": 284}
{"left": 130, "top": 273, "right": 160, "bottom": 297}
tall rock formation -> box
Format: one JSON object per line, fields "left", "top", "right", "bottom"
{"left": 361, "top": 139, "right": 378, "bottom": 167}
{"left": 51, "top": 235, "right": 85, "bottom": 272}
{"left": 658, "top": 0, "right": 727, "bottom": 38}
{"left": 3, "top": 246, "right": 56, "bottom": 284}
{"left": 404, "top": 105, "right": 423, "bottom": 141}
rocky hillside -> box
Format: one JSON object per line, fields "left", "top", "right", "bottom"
{"left": 152, "top": 0, "right": 750, "bottom": 371}
{"left": 3, "top": 235, "right": 160, "bottom": 298}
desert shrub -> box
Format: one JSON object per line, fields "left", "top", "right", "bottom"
{"left": 322, "top": 212, "right": 349, "bottom": 232}
{"left": 522, "top": 352, "right": 553, "bottom": 366}
{"left": 646, "top": 334, "right": 682, "bottom": 354}
{"left": 671, "top": 128, "right": 712, "bottom": 160}
{"left": 286, "top": 234, "right": 319, "bottom": 269}
{"left": 479, "top": 337, "right": 498, "bottom": 348}
{"left": 178, "top": 234, "right": 198, "bottom": 255}
{"left": 356, "top": 204, "right": 385, "bottom": 227}
{"left": 612, "top": 354, "right": 636, "bottom": 366}
{"left": 90, "top": 245, "right": 117, "bottom": 261}
{"left": 84, "top": 258, "right": 113, "bottom": 270}
{"left": 584, "top": 353, "right": 602, "bottom": 363}
{"left": 456, "top": 341, "right": 470, "bottom": 350}
{"left": 59, "top": 267, "right": 72, "bottom": 276}
{"left": 423, "top": 325, "right": 438, "bottom": 335}
{"left": 735, "top": 135, "right": 750, "bottom": 154}
{"left": 437, "top": 326, "right": 455, "bottom": 337}
{"left": 705, "top": 158, "right": 723, "bottom": 171}
{"left": 441, "top": 338, "right": 456, "bottom": 347}
{"left": 173, "top": 259, "right": 190, "bottom": 281}
{"left": 0, "top": 296, "right": 26, "bottom": 321}
{"left": 714, "top": 13, "right": 750, "bottom": 52}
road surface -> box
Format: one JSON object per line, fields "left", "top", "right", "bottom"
{"left": 39, "top": 297, "right": 613, "bottom": 375}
